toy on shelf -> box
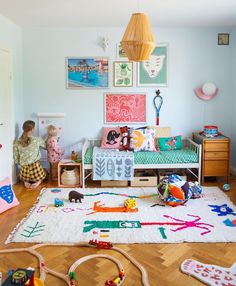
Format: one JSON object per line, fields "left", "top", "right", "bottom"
{"left": 54, "top": 198, "right": 64, "bottom": 207}
{"left": 68, "top": 190, "right": 84, "bottom": 203}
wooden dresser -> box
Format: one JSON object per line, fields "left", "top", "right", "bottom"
{"left": 192, "top": 132, "right": 230, "bottom": 184}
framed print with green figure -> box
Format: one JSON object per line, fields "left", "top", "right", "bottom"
{"left": 113, "top": 61, "right": 133, "bottom": 87}
{"left": 137, "top": 43, "right": 168, "bottom": 87}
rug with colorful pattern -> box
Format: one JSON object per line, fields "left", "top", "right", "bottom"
{"left": 6, "top": 187, "right": 236, "bottom": 244}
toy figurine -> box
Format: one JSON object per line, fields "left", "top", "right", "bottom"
{"left": 68, "top": 190, "right": 84, "bottom": 203}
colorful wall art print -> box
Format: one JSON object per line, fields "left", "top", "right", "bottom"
{"left": 105, "top": 93, "right": 146, "bottom": 124}
{"left": 137, "top": 44, "right": 168, "bottom": 87}
{"left": 113, "top": 61, "right": 133, "bottom": 87}
{"left": 66, "top": 57, "right": 109, "bottom": 89}
{"left": 117, "top": 44, "right": 128, "bottom": 58}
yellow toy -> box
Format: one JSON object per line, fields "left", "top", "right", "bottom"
{"left": 124, "top": 198, "right": 136, "bottom": 209}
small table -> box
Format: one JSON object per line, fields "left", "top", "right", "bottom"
{"left": 193, "top": 132, "right": 230, "bottom": 184}
{"left": 58, "top": 159, "right": 82, "bottom": 188}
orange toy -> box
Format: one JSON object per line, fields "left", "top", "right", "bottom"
{"left": 88, "top": 201, "right": 138, "bottom": 215}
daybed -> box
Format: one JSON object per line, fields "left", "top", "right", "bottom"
{"left": 81, "top": 127, "right": 202, "bottom": 187}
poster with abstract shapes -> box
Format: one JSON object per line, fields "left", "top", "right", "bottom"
{"left": 137, "top": 44, "right": 168, "bottom": 87}
{"left": 104, "top": 93, "right": 146, "bottom": 124}
{"left": 66, "top": 57, "right": 109, "bottom": 89}
{"left": 113, "top": 61, "right": 133, "bottom": 87}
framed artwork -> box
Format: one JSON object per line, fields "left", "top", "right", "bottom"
{"left": 104, "top": 93, "right": 146, "bottom": 124}
{"left": 113, "top": 61, "right": 133, "bottom": 87}
{"left": 116, "top": 44, "right": 128, "bottom": 58}
{"left": 66, "top": 57, "right": 109, "bottom": 89}
{"left": 137, "top": 43, "right": 168, "bottom": 87}
{"left": 218, "top": 33, "right": 230, "bottom": 45}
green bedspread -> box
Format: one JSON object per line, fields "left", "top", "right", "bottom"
{"left": 84, "top": 147, "right": 198, "bottom": 165}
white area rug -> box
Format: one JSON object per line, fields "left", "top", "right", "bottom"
{"left": 6, "top": 187, "right": 236, "bottom": 244}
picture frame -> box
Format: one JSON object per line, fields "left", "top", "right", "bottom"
{"left": 116, "top": 44, "right": 128, "bottom": 59}
{"left": 104, "top": 93, "right": 146, "bottom": 124}
{"left": 66, "top": 57, "right": 109, "bottom": 89}
{"left": 218, "top": 33, "right": 230, "bottom": 45}
{"left": 113, "top": 61, "right": 133, "bottom": 87}
{"left": 137, "top": 43, "right": 168, "bottom": 87}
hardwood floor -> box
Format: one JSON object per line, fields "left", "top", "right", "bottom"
{"left": 0, "top": 177, "right": 236, "bottom": 285}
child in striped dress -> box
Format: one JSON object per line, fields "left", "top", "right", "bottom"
{"left": 46, "top": 125, "right": 64, "bottom": 181}
{"left": 13, "top": 120, "right": 46, "bottom": 188}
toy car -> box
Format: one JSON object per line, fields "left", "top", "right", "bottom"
{"left": 54, "top": 198, "right": 64, "bottom": 207}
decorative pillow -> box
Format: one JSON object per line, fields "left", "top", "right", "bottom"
{"left": 0, "top": 177, "right": 19, "bottom": 214}
{"left": 130, "top": 127, "right": 157, "bottom": 152}
{"left": 158, "top": 135, "right": 182, "bottom": 151}
{"left": 101, "top": 127, "right": 122, "bottom": 149}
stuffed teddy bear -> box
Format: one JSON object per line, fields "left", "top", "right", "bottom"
{"left": 120, "top": 126, "right": 132, "bottom": 151}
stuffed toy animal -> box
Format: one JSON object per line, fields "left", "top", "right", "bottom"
{"left": 120, "top": 126, "right": 132, "bottom": 151}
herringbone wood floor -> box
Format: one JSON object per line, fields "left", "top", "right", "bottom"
{"left": 0, "top": 177, "right": 236, "bottom": 286}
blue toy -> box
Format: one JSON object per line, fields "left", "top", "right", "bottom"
{"left": 222, "top": 184, "right": 230, "bottom": 192}
{"left": 54, "top": 198, "right": 64, "bottom": 207}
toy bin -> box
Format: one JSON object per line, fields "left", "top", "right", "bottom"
{"left": 130, "top": 170, "right": 157, "bottom": 187}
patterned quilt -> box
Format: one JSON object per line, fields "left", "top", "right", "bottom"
{"left": 92, "top": 147, "right": 134, "bottom": 181}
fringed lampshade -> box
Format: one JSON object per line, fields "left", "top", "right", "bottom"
{"left": 121, "top": 13, "right": 155, "bottom": 62}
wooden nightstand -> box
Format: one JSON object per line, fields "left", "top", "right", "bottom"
{"left": 193, "top": 133, "right": 230, "bottom": 184}
{"left": 58, "top": 159, "right": 82, "bottom": 188}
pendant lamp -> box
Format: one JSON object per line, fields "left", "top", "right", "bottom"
{"left": 120, "top": 13, "right": 155, "bottom": 62}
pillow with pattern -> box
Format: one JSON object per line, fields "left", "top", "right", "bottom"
{"left": 130, "top": 127, "right": 158, "bottom": 152}
{"left": 158, "top": 135, "right": 182, "bottom": 151}
{"left": 0, "top": 177, "right": 19, "bottom": 214}
{"left": 100, "top": 127, "right": 122, "bottom": 149}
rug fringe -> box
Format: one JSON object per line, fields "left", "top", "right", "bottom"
{"left": 5, "top": 187, "right": 47, "bottom": 244}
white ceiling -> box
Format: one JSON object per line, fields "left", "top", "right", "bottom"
{"left": 0, "top": 0, "right": 236, "bottom": 28}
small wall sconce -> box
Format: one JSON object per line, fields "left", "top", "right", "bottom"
{"left": 102, "top": 37, "right": 109, "bottom": 51}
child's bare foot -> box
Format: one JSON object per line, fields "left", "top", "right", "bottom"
{"left": 31, "top": 180, "right": 42, "bottom": 189}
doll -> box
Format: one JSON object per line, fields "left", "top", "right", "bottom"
{"left": 46, "top": 125, "right": 64, "bottom": 181}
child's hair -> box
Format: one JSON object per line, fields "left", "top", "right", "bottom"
{"left": 47, "top": 125, "right": 57, "bottom": 137}
{"left": 19, "top": 120, "right": 35, "bottom": 147}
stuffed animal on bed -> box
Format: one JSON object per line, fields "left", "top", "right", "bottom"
{"left": 120, "top": 126, "right": 132, "bottom": 151}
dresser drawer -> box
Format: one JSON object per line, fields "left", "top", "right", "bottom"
{"left": 204, "top": 160, "right": 229, "bottom": 176}
{"left": 204, "top": 141, "right": 229, "bottom": 151}
{"left": 204, "top": 151, "right": 229, "bottom": 160}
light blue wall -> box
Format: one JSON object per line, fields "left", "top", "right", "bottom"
{"left": 0, "top": 15, "right": 23, "bottom": 132}
{"left": 22, "top": 27, "right": 233, "bottom": 156}
{"left": 231, "top": 28, "right": 236, "bottom": 171}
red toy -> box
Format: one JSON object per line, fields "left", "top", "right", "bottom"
{"left": 88, "top": 239, "right": 113, "bottom": 249}
{"left": 120, "top": 126, "right": 131, "bottom": 151}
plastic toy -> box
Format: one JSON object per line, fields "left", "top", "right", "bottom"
{"left": 157, "top": 175, "right": 192, "bottom": 207}
{"left": 124, "top": 198, "right": 136, "bottom": 209}
{"left": 222, "top": 183, "right": 230, "bottom": 191}
{"left": 189, "top": 182, "right": 202, "bottom": 199}
{"left": 68, "top": 191, "right": 84, "bottom": 203}
{"left": 54, "top": 198, "right": 64, "bottom": 207}
{"left": 1, "top": 268, "right": 44, "bottom": 286}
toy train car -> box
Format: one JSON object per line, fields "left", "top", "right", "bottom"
{"left": 89, "top": 239, "right": 113, "bottom": 249}
{"left": 104, "top": 270, "right": 125, "bottom": 286}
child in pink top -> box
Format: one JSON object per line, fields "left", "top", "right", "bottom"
{"left": 46, "top": 125, "right": 64, "bottom": 180}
